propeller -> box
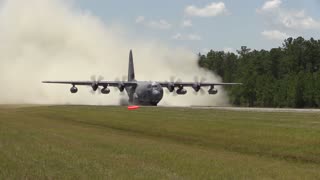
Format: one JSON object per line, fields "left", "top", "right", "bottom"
{"left": 165, "top": 76, "right": 181, "bottom": 96}
{"left": 194, "top": 76, "right": 207, "bottom": 84}
{"left": 90, "top": 75, "right": 104, "bottom": 95}
{"left": 114, "top": 75, "right": 127, "bottom": 96}
{"left": 115, "top": 75, "right": 127, "bottom": 82}
{"left": 192, "top": 76, "right": 207, "bottom": 95}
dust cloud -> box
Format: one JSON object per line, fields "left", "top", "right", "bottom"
{"left": 0, "top": 0, "right": 229, "bottom": 106}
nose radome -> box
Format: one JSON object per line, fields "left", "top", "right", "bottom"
{"left": 152, "top": 89, "right": 160, "bottom": 95}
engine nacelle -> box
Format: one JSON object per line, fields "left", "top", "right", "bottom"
{"left": 192, "top": 83, "right": 201, "bottom": 92}
{"left": 91, "top": 83, "right": 99, "bottom": 91}
{"left": 101, "top": 87, "right": 110, "bottom": 94}
{"left": 118, "top": 83, "right": 125, "bottom": 92}
{"left": 176, "top": 88, "right": 187, "bottom": 95}
{"left": 208, "top": 89, "right": 218, "bottom": 95}
{"left": 167, "top": 83, "right": 175, "bottom": 92}
{"left": 70, "top": 86, "right": 78, "bottom": 93}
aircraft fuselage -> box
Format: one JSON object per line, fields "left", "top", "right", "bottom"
{"left": 126, "top": 81, "right": 164, "bottom": 106}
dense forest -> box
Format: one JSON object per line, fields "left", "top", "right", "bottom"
{"left": 198, "top": 37, "right": 320, "bottom": 108}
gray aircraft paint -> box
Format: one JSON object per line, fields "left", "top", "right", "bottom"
{"left": 128, "top": 50, "right": 135, "bottom": 82}
{"left": 43, "top": 50, "right": 241, "bottom": 106}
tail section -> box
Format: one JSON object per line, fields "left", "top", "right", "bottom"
{"left": 128, "top": 50, "right": 135, "bottom": 81}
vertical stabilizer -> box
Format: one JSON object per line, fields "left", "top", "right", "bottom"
{"left": 128, "top": 50, "right": 135, "bottom": 81}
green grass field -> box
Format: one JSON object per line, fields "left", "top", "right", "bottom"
{"left": 1, "top": 105, "right": 320, "bottom": 179}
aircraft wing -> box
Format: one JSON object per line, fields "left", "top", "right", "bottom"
{"left": 158, "top": 81, "right": 241, "bottom": 94}
{"left": 159, "top": 82, "right": 242, "bottom": 87}
{"left": 42, "top": 81, "right": 137, "bottom": 87}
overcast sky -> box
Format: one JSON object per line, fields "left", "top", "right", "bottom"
{"left": 74, "top": 0, "right": 320, "bottom": 53}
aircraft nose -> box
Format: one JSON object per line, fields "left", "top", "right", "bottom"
{"left": 152, "top": 89, "right": 160, "bottom": 96}
{"left": 151, "top": 88, "right": 164, "bottom": 103}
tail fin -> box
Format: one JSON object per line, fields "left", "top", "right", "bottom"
{"left": 128, "top": 50, "right": 135, "bottom": 81}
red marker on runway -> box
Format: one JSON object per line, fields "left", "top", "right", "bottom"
{"left": 128, "top": 106, "right": 140, "bottom": 110}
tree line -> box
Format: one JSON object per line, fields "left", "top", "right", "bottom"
{"left": 198, "top": 37, "right": 320, "bottom": 108}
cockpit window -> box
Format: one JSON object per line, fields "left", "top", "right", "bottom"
{"left": 151, "top": 82, "right": 158, "bottom": 88}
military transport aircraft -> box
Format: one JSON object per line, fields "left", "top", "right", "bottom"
{"left": 43, "top": 50, "right": 241, "bottom": 106}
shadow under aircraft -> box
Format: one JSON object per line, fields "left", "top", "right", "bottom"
{"left": 43, "top": 50, "right": 242, "bottom": 106}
